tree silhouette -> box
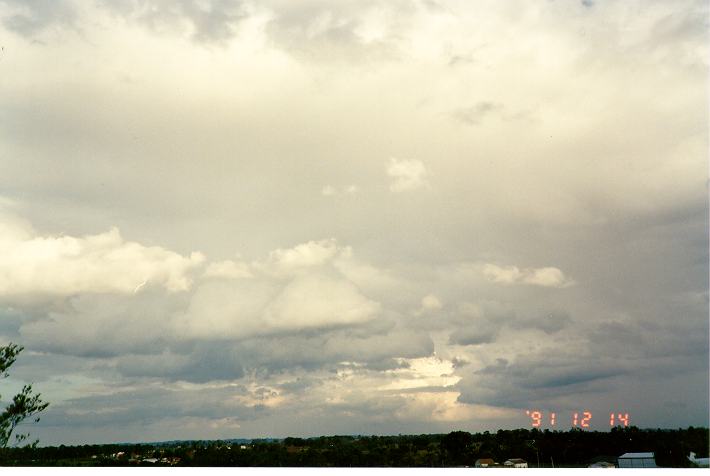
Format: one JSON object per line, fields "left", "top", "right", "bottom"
{"left": 0, "top": 343, "right": 49, "bottom": 448}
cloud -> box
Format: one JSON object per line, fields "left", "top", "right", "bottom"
{"left": 116, "top": 344, "right": 245, "bottom": 383}
{"left": 450, "top": 102, "right": 503, "bottom": 125}
{"left": 41, "top": 381, "right": 260, "bottom": 431}
{"left": 262, "top": 0, "right": 408, "bottom": 63}
{"left": 233, "top": 325, "right": 434, "bottom": 373}
{"left": 0, "top": 0, "right": 707, "bottom": 442}
{"left": 456, "top": 352, "right": 629, "bottom": 409}
{"left": 449, "top": 327, "right": 498, "bottom": 346}
{"left": 176, "top": 275, "right": 380, "bottom": 341}
{"left": 0, "top": 216, "right": 204, "bottom": 299}
{"left": 263, "top": 274, "right": 380, "bottom": 330}
{"left": 420, "top": 294, "right": 442, "bottom": 311}
{"left": 8, "top": 233, "right": 402, "bottom": 369}
{"left": 387, "top": 157, "right": 430, "bottom": 192}
{"left": 415, "top": 293, "right": 443, "bottom": 316}
{"left": 482, "top": 264, "right": 574, "bottom": 288}
{"left": 322, "top": 184, "right": 359, "bottom": 196}
{"left": 174, "top": 239, "right": 382, "bottom": 342}
{"left": 257, "top": 238, "right": 346, "bottom": 277}
{"left": 16, "top": 289, "right": 194, "bottom": 358}
{"left": 0, "top": 0, "right": 77, "bottom": 38}
{"left": 517, "top": 310, "right": 572, "bottom": 334}
{"left": 98, "top": 0, "right": 248, "bottom": 44}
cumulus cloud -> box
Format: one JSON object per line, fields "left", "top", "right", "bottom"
{"left": 0, "top": 217, "right": 204, "bottom": 299}
{"left": 257, "top": 238, "right": 346, "bottom": 277}
{"left": 263, "top": 275, "right": 380, "bottom": 330}
{"left": 482, "top": 264, "right": 574, "bottom": 288}
{"left": 176, "top": 277, "right": 380, "bottom": 341}
{"left": 175, "top": 240, "right": 381, "bottom": 342}
{"left": 386, "top": 158, "right": 430, "bottom": 192}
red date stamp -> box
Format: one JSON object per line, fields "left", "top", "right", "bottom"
{"left": 525, "top": 410, "right": 629, "bottom": 428}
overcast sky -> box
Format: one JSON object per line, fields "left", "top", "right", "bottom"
{"left": 0, "top": 0, "right": 707, "bottom": 445}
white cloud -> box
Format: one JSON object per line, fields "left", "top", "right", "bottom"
{"left": 421, "top": 294, "right": 443, "bottom": 311}
{"left": 0, "top": 218, "right": 205, "bottom": 298}
{"left": 415, "top": 293, "right": 443, "bottom": 315}
{"left": 321, "top": 185, "right": 336, "bottom": 196}
{"left": 524, "top": 267, "right": 574, "bottom": 288}
{"left": 263, "top": 274, "right": 381, "bottom": 331}
{"left": 175, "top": 240, "right": 381, "bottom": 341}
{"left": 386, "top": 157, "right": 429, "bottom": 192}
{"left": 175, "top": 279, "right": 277, "bottom": 340}
{"left": 176, "top": 274, "right": 380, "bottom": 341}
{"left": 379, "top": 356, "right": 458, "bottom": 391}
{"left": 257, "top": 238, "right": 346, "bottom": 277}
{"left": 482, "top": 264, "right": 574, "bottom": 288}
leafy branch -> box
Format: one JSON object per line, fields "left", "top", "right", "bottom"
{"left": 0, "top": 344, "right": 49, "bottom": 449}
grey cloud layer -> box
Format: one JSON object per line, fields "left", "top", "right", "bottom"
{"left": 0, "top": 0, "right": 706, "bottom": 444}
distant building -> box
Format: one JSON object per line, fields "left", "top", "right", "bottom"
{"left": 588, "top": 455, "right": 618, "bottom": 468}
{"left": 617, "top": 452, "right": 657, "bottom": 468}
{"left": 475, "top": 458, "right": 496, "bottom": 467}
{"left": 689, "top": 452, "right": 710, "bottom": 468}
{"left": 504, "top": 458, "right": 528, "bottom": 468}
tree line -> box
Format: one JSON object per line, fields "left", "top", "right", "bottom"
{"left": 1, "top": 426, "right": 707, "bottom": 467}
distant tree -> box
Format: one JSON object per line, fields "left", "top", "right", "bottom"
{"left": 0, "top": 343, "right": 49, "bottom": 448}
{"left": 441, "top": 431, "right": 474, "bottom": 465}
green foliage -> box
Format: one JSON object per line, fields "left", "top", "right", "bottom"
{"left": 0, "top": 343, "right": 49, "bottom": 449}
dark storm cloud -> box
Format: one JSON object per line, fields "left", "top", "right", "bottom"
{"left": 457, "top": 354, "right": 628, "bottom": 409}
{"left": 447, "top": 305, "right": 569, "bottom": 346}
{"left": 39, "top": 384, "right": 259, "bottom": 428}
{"left": 448, "top": 327, "right": 497, "bottom": 346}
{"left": 116, "top": 344, "right": 245, "bottom": 383}
{"left": 233, "top": 325, "right": 434, "bottom": 374}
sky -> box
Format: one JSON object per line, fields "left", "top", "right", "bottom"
{"left": 0, "top": 0, "right": 707, "bottom": 445}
